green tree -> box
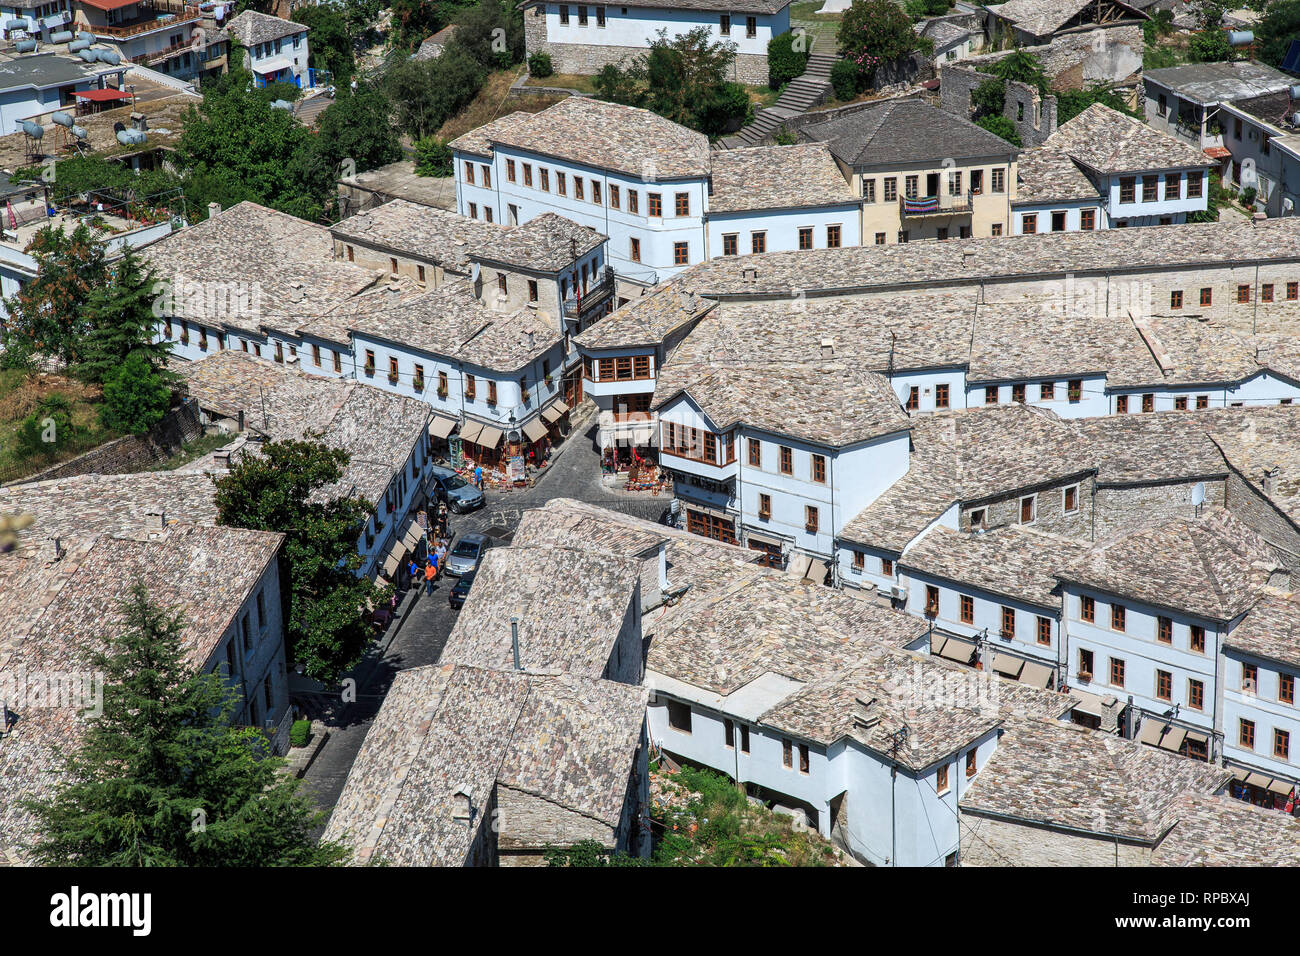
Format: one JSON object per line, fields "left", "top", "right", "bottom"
{"left": 314, "top": 83, "right": 404, "bottom": 177}
{"left": 177, "top": 64, "right": 328, "bottom": 221}
{"left": 594, "top": 61, "right": 647, "bottom": 106}
{"left": 13, "top": 394, "right": 74, "bottom": 459}
{"left": 212, "top": 438, "right": 390, "bottom": 683}
{"left": 99, "top": 351, "right": 172, "bottom": 436}
{"left": 975, "top": 114, "right": 1022, "bottom": 146}
{"left": 642, "top": 27, "right": 738, "bottom": 127}
{"left": 0, "top": 223, "right": 108, "bottom": 367}
{"left": 837, "top": 0, "right": 918, "bottom": 87}
{"left": 385, "top": 45, "right": 485, "bottom": 140}
{"left": 294, "top": 2, "right": 355, "bottom": 85}
{"left": 450, "top": 0, "right": 524, "bottom": 69}
{"left": 905, "top": 0, "right": 950, "bottom": 18}
{"left": 77, "top": 247, "right": 174, "bottom": 386}
{"left": 1056, "top": 84, "right": 1137, "bottom": 124}
{"left": 1189, "top": 27, "right": 1232, "bottom": 63}
{"left": 1258, "top": 0, "right": 1300, "bottom": 66}
{"left": 767, "top": 30, "right": 809, "bottom": 89}
{"left": 23, "top": 583, "right": 346, "bottom": 866}
{"left": 986, "top": 48, "right": 1049, "bottom": 94}
{"left": 414, "top": 135, "right": 453, "bottom": 176}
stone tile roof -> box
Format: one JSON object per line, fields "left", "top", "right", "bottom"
{"left": 709, "top": 144, "right": 856, "bottom": 213}
{"left": 801, "top": 97, "right": 1018, "bottom": 167}
{"left": 654, "top": 358, "right": 912, "bottom": 448}
{"left": 1152, "top": 792, "right": 1300, "bottom": 865}
{"left": 226, "top": 9, "right": 308, "bottom": 45}
{"left": 0, "top": 472, "right": 222, "bottom": 543}
{"left": 1144, "top": 61, "right": 1295, "bottom": 105}
{"left": 960, "top": 716, "right": 1230, "bottom": 841}
{"left": 918, "top": 17, "right": 974, "bottom": 49}
{"left": 141, "top": 201, "right": 382, "bottom": 336}
{"left": 1013, "top": 147, "right": 1102, "bottom": 204}
{"left": 302, "top": 277, "right": 562, "bottom": 373}
{"left": 176, "top": 351, "right": 429, "bottom": 505}
{"left": 967, "top": 303, "right": 1151, "bottom": 383}
{"left": 1059, "top": 508, "right": 1281, "bottom": 622}
{"left": 1226, "top": 587, "right": 1300, "bottom": 670}
{"left": 1111, "top": 314, "right": 1262, "bottom": 388}
{"left": 1069, "top": 412, "right": 1229, "bottom": 485}
{"left": 755, "top": 643, "right": 1074, "bottom": 769}
{"left": 1045, "top": 104, "right": 1214, "bottom": 174}
{"left": 471, "top": 211, "right": 606, "bottom": 273}
{"left": 322, "top": 663, "right": 646, "bottom": 865}
{"left": 990, "top": 0, "right": 1146, "bottom": 36}
{"left": 840, "top": 405, "right": 1087, "bottom": 552}
{"left": 471, "top": 96, "right": 712, "bottom": 180}
{"left": 448, "top": 110, "right": 536, "bottom": 159}
{"left": 901, "top": 525, "right": 1092, "bottom": 609}
{"left": 671, "top": 217, "right": 1300, "bottom": 299}
{"left": 1201, "top": 406, "right": 1300, "bottom": 528}
{"left": 440, "top": 545, "right": 642, "bottom": 678}
{"left": 330, "top": 199, "right": 508, "bottom": 273}
{"left": 0, "top": 524, "right": 284, "bottom": 856}
{"left": 575, "top": 281, "right": 717, "bottom": 349}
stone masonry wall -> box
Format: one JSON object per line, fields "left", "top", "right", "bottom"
{"left": 939, "top": 63, "right": 1058, "bottom": 147}
{"left": 960, "top": 474, "right": 1095, "bottom": 538}
{"left": 8, "top": 399, "right": 204, "bottom": 486}
{"left": 1225, "top": 469, "right": 1300, "bottom": 569}
{"left": 1093, "top": 480, "right": 1226, "bottom": 541}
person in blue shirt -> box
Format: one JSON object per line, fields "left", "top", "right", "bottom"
{"left": 474, "top": 465, "right": 483, "bottom": 489}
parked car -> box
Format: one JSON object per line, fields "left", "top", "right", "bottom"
{"left": 448, "top": 568, "right": 476, "bottom": 609}
{"left": 445, "top": 532, "right": 491, "bottom": 577}
{"left": 428, "top": 465, "right": 484, "bottom": 513}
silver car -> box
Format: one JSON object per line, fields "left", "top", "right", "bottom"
{"left": 445, "top": 532, "right": 491, "bottom": 577}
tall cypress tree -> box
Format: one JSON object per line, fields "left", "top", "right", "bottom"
{"left": 23, "top": 583, "right": 347, "bottom": 866}
{"left": 77, "top": 246, "right": 174, "bottom": 386}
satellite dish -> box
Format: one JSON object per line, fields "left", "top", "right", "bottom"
{"left": 1192, "top": 482, "right": 1206, "bottom": 507}
{"left": 468, "top": 262, "right": 481, "bottom": 284}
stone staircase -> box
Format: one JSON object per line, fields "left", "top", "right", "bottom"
{"left": 719, "top": 50, "right": 838, "bottom": 149}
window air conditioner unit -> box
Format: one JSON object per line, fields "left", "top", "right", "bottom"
{"left": 890, "top": 585, "right": 908, "bottom": 600}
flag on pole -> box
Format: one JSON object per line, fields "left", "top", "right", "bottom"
{"left": 5, "top": 200, "right": 16, "bottom": 231}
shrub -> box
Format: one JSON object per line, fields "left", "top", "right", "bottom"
{"left": 1240, "top": 185, "right": 1258, "bottom": 207}
{"left": 414, "top": 136, "right": 453, "bottom": 177}
{"left": 14, "top": 396, "right": 73, "bottom": 459}
{"left": 528, "top": 51, "right": 554, "bottom": 77}
{"left": 695, "top": 81, "right": 753, "bottom": 137}
{"left": 290, "top": 719, "right": 312, "bottom": 748}
{"left": 767, "top": 31, "right": 809, "bottom": 89}
{"left": 976, "top": 114, "right": 1022, "bottom": 146}
{"left": 99, "top": 351, "right": 171, "bottom": 436}
{"left": 830, "top": 58, "right": 860, "bottom": 100}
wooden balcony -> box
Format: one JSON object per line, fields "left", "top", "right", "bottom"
{"left": 91, "top": 2, "right": 200, "bottom": 38}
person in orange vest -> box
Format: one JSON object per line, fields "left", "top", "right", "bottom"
{"left": 424, "top": 552, "right": 438, "bottom": 594}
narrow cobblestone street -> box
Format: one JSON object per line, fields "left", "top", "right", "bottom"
{"left": 300, "top": 413, "right": 671, "bottom": 817}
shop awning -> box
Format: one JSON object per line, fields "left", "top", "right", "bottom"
{"left": 745, "top": 530, "right": 787, "bottom": 549}
{"left": 476, "top": 424, "right": 503, "bottom": 449}
{"left": 992, "top": 653, "right": 1024, "bottom": 679}
{"left": 937, "top": 636, "right": 975, "bottom": 666}
{"left": 252, "top": 55, "right": 295, "bottom": 75}
{"left": 1138, "top": 720, "right": 1185, "bottom": 751}
{"left": 399, "top": 516, "right": 423, "bottom": 552}
{"left": 1070, "top": 689, "right": 1108, "bottom": 719}
{"left": 930, "top": 634, "right": 948, "bottom": 658}
{"left": 382, "top": 542, "right": 403, "bottom": 577}
{"left": 522, "top": 418, "right": 548, "bottom": 443}
{"left": 73, "top": 89, "right": 132, "bottom": 102}
{"left": 1021, "top": 661, "right": 1054, "bottom": 689}
{"left": 541, "top": 403, "right": 564, "bottom": 424}
{"left": 428, "top": 415, "right": 457, "bottom": 439}
{"left": 786, "top": 553, "right": 812, "bottom": 580}
{"left": 802, "top": 558, "right": 828, "bottom": 584}
{"left": 1245, "top": 772, "right": 1271, "bottom": 788}
{"left": 1269, "top": 778, "right": 1294, "bottom": 796}
{"left": 459, "top": 420, "right": 483, "bottom": 444}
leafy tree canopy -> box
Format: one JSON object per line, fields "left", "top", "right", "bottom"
{"left": 0, "top": 223, "right": 108, "bottom": 367}
{"left": 23, "top": 583, "right": 346, "bottom": 866}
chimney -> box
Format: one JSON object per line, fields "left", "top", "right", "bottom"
{"left": 1263, "top": 466, "right": 1280, "bottom": 497}
{"left": 962, "top": 247, "right": 976, "bottom": 270}
{"left": 511, "top": 616, "right": 522, "bottom": 670}
{"left": 657, "top": 542, "right": 669, "bottom": 594}
{"left": 237, "top": 409, "right": 246, "bottom": 432}
{"left": 207, "top": 202, "right": 220, "bottom": 219}
{"left": 48, "top": 536, "right": 64, "bottom": 563}
{"left": 820, "top": 337, "right": 835, "bottom": 360}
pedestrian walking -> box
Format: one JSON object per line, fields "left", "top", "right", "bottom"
{"left": 437, "top": 501, "right": 448, "bottom": 537}
{"left": 406, "top": 557, "right": 420, "bottom": 589}
{"left": 424, "top": 554, "right": 438, "bottom": 594}
{"left": 474, "top": 465, "right": 483, "bottom": 489}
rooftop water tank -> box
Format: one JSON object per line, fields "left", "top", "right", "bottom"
{"left": 70, "top": 125, "right": 87, "bottom": 139}
{"left": 68, "top": 38, "right": 88, "bottom": 52}
{"left": 1228, "top": 30, "right": 1254, "bottom": 46}
{"left": 115, "top": 129, "right": 146, "bottom": 146}
{"left": 14, "top": 38, "right": 36, "bottom": 52}
{"left": 96, "top": 49, "right": 120, "bottom": 64}
{"left": 77, "top": 48, "right": 96, "bottom": 62}
{"left": 49, "top": 29, "right": 72, "bottom": 43}
{"left": 20, "top": 119, "right": 43, "bottom": 139}
{"left": 51, "top": 110, "right": 73, "bottom": 128}
{"left": 5, "top": 18, "right": 26, "bottom": 29}
{"left": 270, "top": 99, "right": 292, "bottom": 110}
{"left": 76, "top": 31, "right": 93, "bottom": 42}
